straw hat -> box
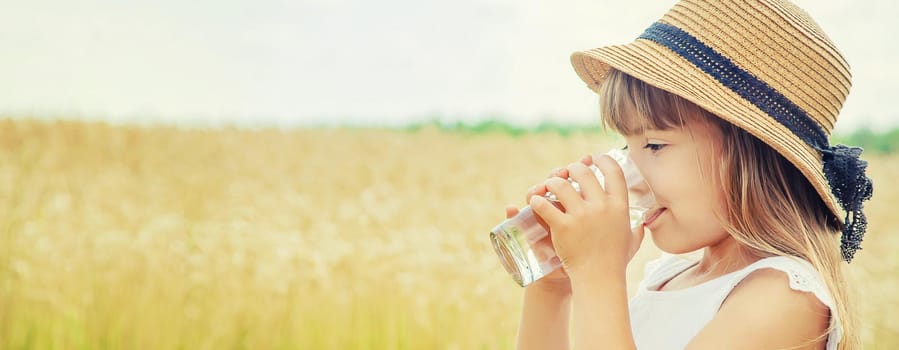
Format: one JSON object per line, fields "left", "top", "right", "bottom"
{"left": 570, "top": 0, "right": 873, "bottom": 261}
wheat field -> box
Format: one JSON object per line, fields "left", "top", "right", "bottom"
{"left": 0, "top": 119, "right": 896, "bottom": 349}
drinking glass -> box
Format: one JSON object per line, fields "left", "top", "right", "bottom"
{"left": 489, "top": 148, "right": 655, "bottom": 287}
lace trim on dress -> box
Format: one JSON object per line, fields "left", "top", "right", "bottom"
{"left": 730, "top": 257, "right": 842, "bottom": 350}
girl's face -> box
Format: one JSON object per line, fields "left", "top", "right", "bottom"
{"left": 624, "top": 117, "right": 730, "bottom": 254}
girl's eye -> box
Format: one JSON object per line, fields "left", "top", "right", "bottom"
{"left": 643, "top": 143, "right": 665, "bottom": 152}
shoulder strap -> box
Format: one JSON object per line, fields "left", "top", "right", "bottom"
{"left": 721, "top": 256, "right": 842, "bottom": 350}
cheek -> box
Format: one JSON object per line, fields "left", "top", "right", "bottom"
{"left": 644, "top": 162, "right": 703, "bottom": 201}
{"left": 651, "top": 164, "right": 726, "bottom": 228}
{"left": 675, "top": 182, "right": 730, "bottom": 245}
{"left": 635, "top": 148, "right": 724, "bottom": 216}
{"left": 678, "top": 179, "right": 727, "bottom": 225}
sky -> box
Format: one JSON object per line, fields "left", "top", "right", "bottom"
{"left": 1, "top": 0, "right": 897, "bottom": 132}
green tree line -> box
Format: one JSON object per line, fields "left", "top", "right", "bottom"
{"left": 404, "top": 120, "right": 899, "bottom": 154}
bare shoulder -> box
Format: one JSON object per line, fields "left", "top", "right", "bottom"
{"left": 686, "top": 268, "right": 830, "bottom": 350}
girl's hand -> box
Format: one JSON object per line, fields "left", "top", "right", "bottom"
{"left": 503, "top": 156, "right": 592, "bottom": 295}
{"left": 529, "top": 154, "right": 646, "bottom": 279}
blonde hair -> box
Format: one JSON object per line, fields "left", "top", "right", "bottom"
{"left": 599, "top": 69, "right": 859, "bottom": 349}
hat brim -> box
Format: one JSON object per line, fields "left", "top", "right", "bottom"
{"left": 571, "top": 39, "right": 844, "bottom": 221}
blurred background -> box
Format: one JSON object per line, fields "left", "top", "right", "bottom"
{"left": 1, "top": 0, "right": 897, "bottom": 349}
{"left": 3, "top": 0, "right": 898, "bottom": 131}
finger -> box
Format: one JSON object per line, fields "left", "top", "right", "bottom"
{"left": 629, "top": 224, "right": 646, "bottom": 258}
{"left": 530, "top": 195, "right": 565, "bottom": 227}
{"left": 547, "top": 167, "right": 568, "bottom": 179}
{"left": 525, "top": 184, "right": 548, "bottom": 204}
{"left": 593, "top": 154, "right": 628, "bottom": 199}
{"left": 567, "top": 162, "right": 602, "bottom": 200}
{"left": 505, "top": 205, "right": 519, "bottom": 219}
{"left": 544, "top": 177, "right": 581, "bottom": 209}
{"left": 580, "top": 154, "right": 593, "bottom": 166}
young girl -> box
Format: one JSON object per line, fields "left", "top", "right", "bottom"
{"left": 505, "top": 0, "right": 873, "bottom": 349}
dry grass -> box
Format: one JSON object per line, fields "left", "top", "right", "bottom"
{"left": 0, "top": 119, "right": 896, "bottom": 349}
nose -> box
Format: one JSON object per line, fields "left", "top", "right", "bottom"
{"left": 621, "top": 154, "right": 657, "bottom": 210}
{"left": 630, "top": 178, "right": 657, "bottom": 209}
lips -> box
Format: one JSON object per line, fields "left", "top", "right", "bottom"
{"left": 643, "top": 207, "right": 667, "bottom": 227}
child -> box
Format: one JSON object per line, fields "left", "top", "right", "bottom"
{"left": 505, "top": 0, "right": 874, "bottom": 349}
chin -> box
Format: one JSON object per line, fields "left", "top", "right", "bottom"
{"left": 648, "top": 230, "right": 705, "bottom": 255}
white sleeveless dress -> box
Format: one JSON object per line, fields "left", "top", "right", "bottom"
{"left": 629, "top": 254, "right": 841, "bottom": 350}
